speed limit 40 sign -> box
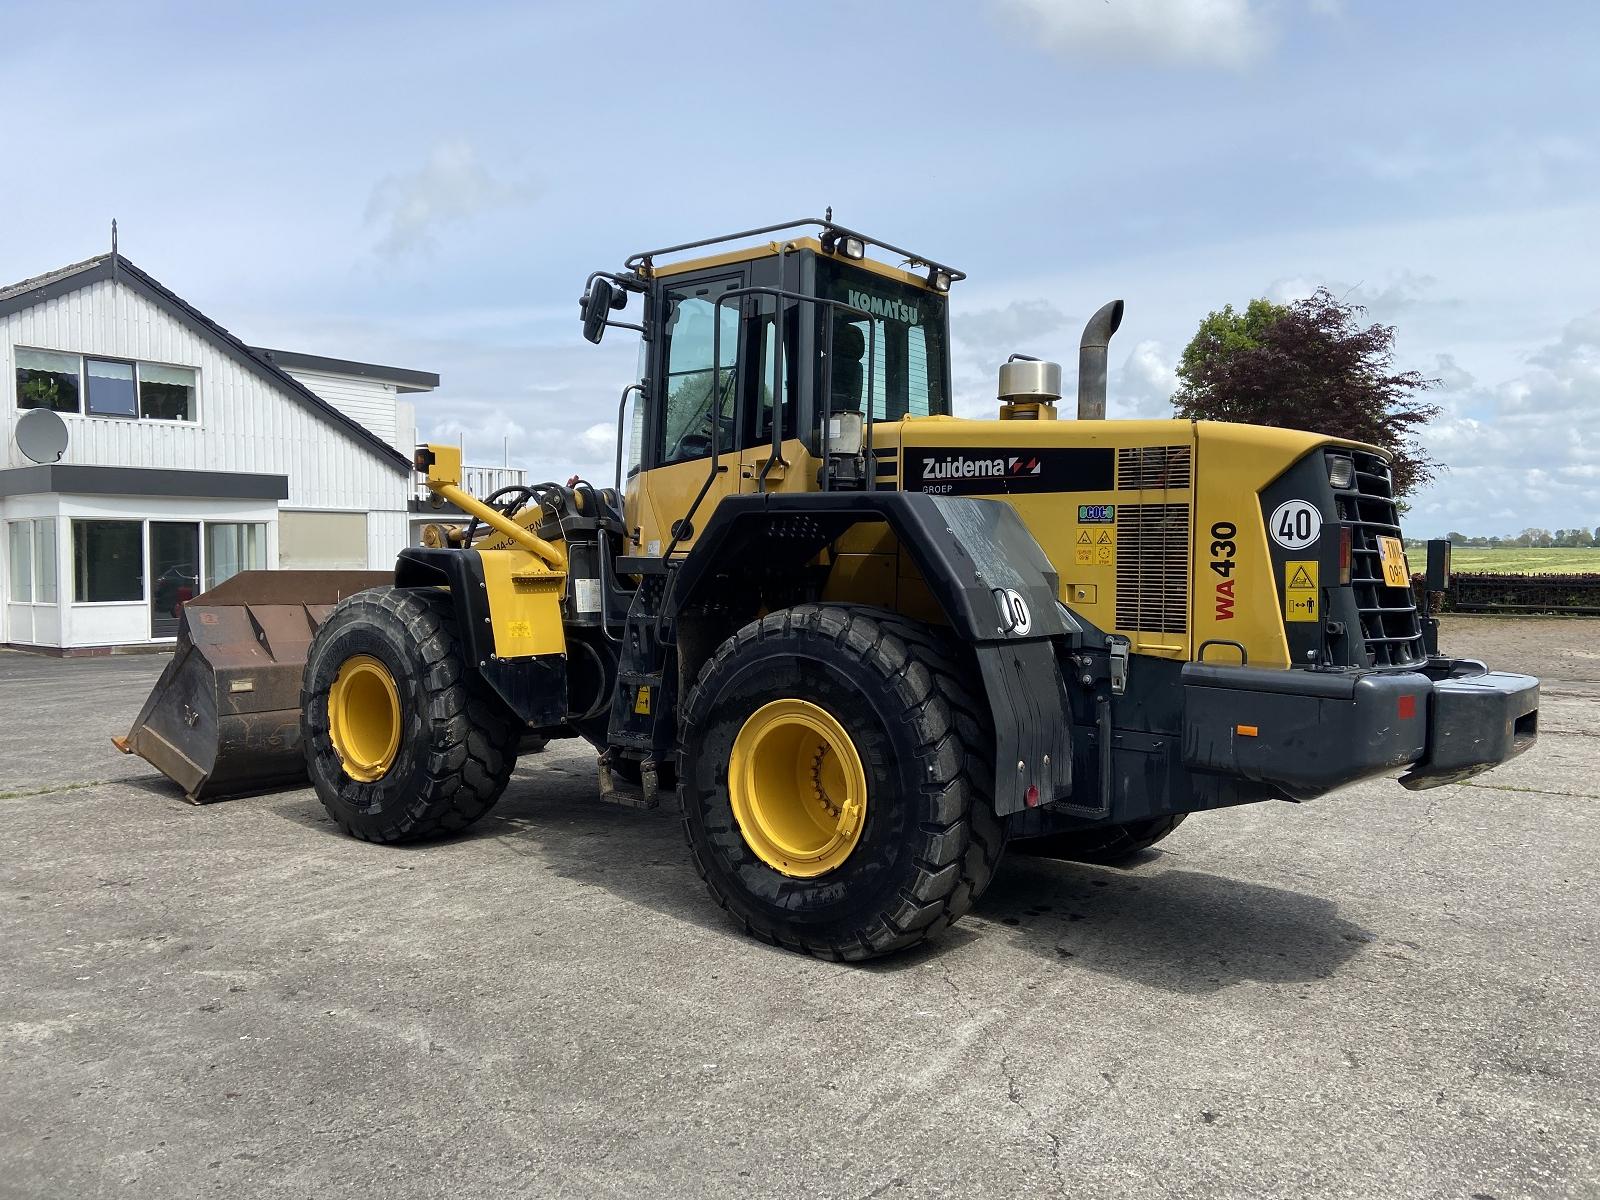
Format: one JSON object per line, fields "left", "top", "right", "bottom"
{"left": 1269, "top": 500, "right": 1322, "bottom": 550}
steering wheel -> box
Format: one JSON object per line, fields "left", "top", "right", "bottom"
{"left": 671, "top": 409, "right": 736, "bottom": 461}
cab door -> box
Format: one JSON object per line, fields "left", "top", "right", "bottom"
{"left": 736, "top": 291, "right": 817, "bottom": 497}
{"left": 632, "top": 271, "right": 746, "bottom": 556}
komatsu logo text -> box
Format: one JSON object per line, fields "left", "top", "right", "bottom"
{"left": 921, "top": 455, "right": 1042, "bottom": 481}
{"left": 846, "top": 289, "right": 919, "bottom": 325}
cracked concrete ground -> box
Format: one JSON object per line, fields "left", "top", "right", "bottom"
{"left": 1, "top": 616, "right": 1597, "bottom": 1199}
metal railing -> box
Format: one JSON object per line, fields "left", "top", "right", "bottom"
{"left": 413, "top": 463, "right": 528, "bottom": 503}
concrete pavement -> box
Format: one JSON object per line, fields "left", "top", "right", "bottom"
{"left": 2, "top": 618, "right": 1596, "bottom": 1199}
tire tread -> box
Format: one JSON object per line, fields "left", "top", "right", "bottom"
{"left": 303, "top": 587, "right": 518, "bottom": 844}
{"left": 678, "top": 604, "right": 1006, "bottom": 962}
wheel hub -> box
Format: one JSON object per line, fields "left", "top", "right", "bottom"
{"left": 729, "top": 699, "right": 867, "bottom": 878}
{"left": 328, "top": 654, "right": 401, "bottom": 783}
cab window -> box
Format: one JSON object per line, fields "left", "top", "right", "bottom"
{"left": 753, "top": 304, "right": 798, "bottom": 447}
{"left": 818, "top": 262, "right": 949, "bottom": 420}
{"left": 659, "top": 279, "right": 741, "bottom": 466}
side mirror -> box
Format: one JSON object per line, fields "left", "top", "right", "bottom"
{"left": 581, "top": 278, "right": 626, "bottom": 344}
{"left": 824, "top": 410, "right": 864, "bottom": 457}
{"left": 1425, "top": 538, "right": 1452, "bottom": 592}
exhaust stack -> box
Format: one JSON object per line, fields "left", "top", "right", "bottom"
{"left": 1077, "top": 299, "right": 1125, "bottom": 420}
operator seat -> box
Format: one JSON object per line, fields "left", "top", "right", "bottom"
{"left": 831, "top": 322, "right": 866, "bottom": 413}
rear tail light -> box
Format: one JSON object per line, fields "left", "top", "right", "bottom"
{"left": 1339, "top": 525, "right": 1352, "bottom": 586}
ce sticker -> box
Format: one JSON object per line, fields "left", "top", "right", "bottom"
{"left": 995, "top": 588, "right": 1032, "bottom": 636}
{"left": 1269, "top": 499, "right": 1323, "bottom": 550}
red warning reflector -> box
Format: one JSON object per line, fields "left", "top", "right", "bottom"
{"left": 1024, "top": 784, "right": 1040, "bottom": 807}
{"left": 1236, "top": 724, "right": 1259, "bottom": 737}
{"left": 1398, "top": 694, "right": 1417, "bottom": 720}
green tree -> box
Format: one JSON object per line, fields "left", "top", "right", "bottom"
{"left": 1174, "top": 289, "right": 1442, "bottom": 497}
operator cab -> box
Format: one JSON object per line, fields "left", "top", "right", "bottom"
{"left": 579, "top": 218, "right": 962, "bottom": 556}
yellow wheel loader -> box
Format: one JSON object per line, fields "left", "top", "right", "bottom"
{"left": 123, "top": 217, "right": 1541, "bottom": 961}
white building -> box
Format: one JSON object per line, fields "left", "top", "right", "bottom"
{"left": 0, "top": 251, "right": 520, "bottom": 653}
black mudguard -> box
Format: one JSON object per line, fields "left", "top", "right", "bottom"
{"left": 395, "top": 546, "right": 566, "bottom": 727}
{"left": 667, "top": 491, "right": 1074, "bottom": 814}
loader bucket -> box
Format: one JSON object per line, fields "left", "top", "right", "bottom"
{"left": 115, "top": 570, "right": 391, "bottom": 803}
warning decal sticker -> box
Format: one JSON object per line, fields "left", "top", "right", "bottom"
{"left": 1284, "top": 560, "right": 1319, "bottom": 622}
{"left": 1073, "top": 517, "right": 1116, "bottom": 566}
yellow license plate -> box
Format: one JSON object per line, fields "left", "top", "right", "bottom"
{"left": 1377, "top": 536, "right": 1410, "bottom": 588}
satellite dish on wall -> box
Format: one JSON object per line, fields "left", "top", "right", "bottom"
{"left": 16, "top": 407, "right": 70, "bottom": 464}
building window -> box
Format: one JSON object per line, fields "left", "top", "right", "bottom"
{"left": 7, "top": 522, "right": 31, "bottom": 602}
{"left": 14, "top": 347, "right": 197, "bottom": 422}
{"left": 15, "top": 348, "right": 82, "bottom": 413}
{"left": 72, "top": 519, "right": 143, "bottom": 602}
{"left": 85, "top": 359, "right": 138, "bottom": 418}
{"left": 139, "top": 363, "right": 197, "bottom": 421}
{"left": 7, "top": 519, "right": 58, "bottom": 604}
{"left": 34, "top": 519, "right": 56, "bottom": 603}
{"left": 204, "top": 522, "right": 267, "bottom": 590}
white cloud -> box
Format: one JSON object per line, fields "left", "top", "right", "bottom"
{"left": 1432, "top": 353, "right": 1474, "bottom": 392}
{"left": 579, "top": 421, "right": 618, "bottom": 460}
{"left": 955, "top": 298, "right": 1071, "bottom": 355}
{"left": 1264, "top": 270, "right": 1445, "bottom": 322}
{"left": 992, "top": 0, "right": 1273, "bottom": 68}
{"left": 1349, "top": 132, "right": 1592, "bottom": 200}
{"left": 365, "top": 141, "right": 536, "bottom": 257}
{"left": 1409, "top": 309, "right": 1600, "bottom": 535}
{"left": 1114, "top": 338, "right": 1178, "bottom": 417}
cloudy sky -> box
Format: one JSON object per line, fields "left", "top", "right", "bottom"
{"left": 6, "top": 0, "right": 1597, "bottom": 536}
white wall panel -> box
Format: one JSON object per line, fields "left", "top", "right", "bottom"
{"left": 1, "top": 278, "right": 410, "bottom": 517}
{"left": 63, "top": 601, "right": 145, "bottom": 649}
{"left": 283, "top": 369, "right": 401, "bottom": 449}
{"left": 365, "top": 510, "right": 409, "bottom": 568}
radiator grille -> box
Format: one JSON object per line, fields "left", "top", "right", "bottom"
{"left": 1117, "top": 445, "right": 1192, "bottom": 490}
{"left": 1330, "top": 449, "right": 1426, "bottom": 667}
{"left": 1115, "top": 503, "right": 1191, "bottom": 634}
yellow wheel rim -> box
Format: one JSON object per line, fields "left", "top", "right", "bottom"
{"left": 729, "top": 699, "right": 868, "bottom": 878}
{"left": 328, "top": 654, "right": 402, "bottom": 783}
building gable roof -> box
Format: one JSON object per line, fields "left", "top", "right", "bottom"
{"left": 0, "top": 253, "right": 412, "bottom": 472}
{"left": 250, "top": 347, "right": 440, "bottom": 393}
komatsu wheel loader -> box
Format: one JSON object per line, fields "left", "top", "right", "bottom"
{"left": 122, "top": 218, "right": 1540, "bottom": 961}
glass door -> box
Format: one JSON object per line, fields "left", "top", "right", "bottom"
{"left": 149, "top": 521, "right": 200, "bottom": 638}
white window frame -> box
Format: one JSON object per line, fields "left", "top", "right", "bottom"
{"left": 69, "top": 517, "right": 147, "bottom": 607}
{"left": 136, "top": 358, "right": 202, "bottom": 424}
{"left": 202, "top": 520, "right": 268, "bottom": 592}
{"left": 13, "top": 346, "right": 201, "bottom": 425}
{"left": 65, "top": 517, "right": 268, "bottom": 632}
{"left": 6, "top": 518, "right": 58, "bottom": 606}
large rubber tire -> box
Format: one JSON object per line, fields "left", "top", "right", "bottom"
{"left": 677, "top": 605, "right": 1005, "bottom": 961}
{"left": 302, "top": 586, "right": 521, "bottom": 843}
{"left": 1015, "top": 813, "right": 1187, "bottom": 865}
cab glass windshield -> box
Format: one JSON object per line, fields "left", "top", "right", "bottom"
{"left": 817, "top": 261, "right": 950, "bottom": 420}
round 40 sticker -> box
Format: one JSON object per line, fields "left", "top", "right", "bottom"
{"left": 1269, "top": 499, "right": 1322, "bottom": 550}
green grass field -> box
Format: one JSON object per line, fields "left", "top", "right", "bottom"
{"left": 1439, "top": 547, "right": 1600, "bottom": 575}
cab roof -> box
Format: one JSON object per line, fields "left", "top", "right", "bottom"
{"left": 648, "top": 236, "right": 939, "bottom": 293}
{"left": 624, "top": 217, "right": 963, "bottom": 295}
